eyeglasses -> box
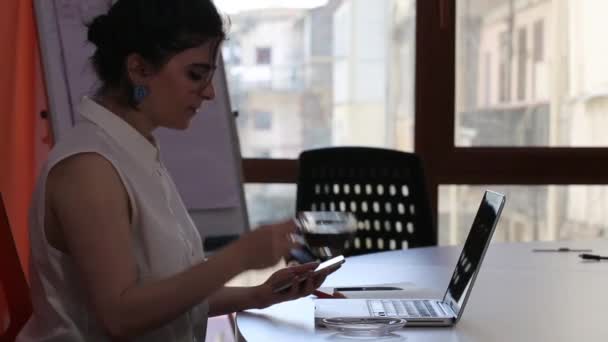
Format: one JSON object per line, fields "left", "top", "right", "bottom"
{"left": 189, "top": 64, "right": 217, "bottom": 91}
{"left": 199, "top": 65, "right": 217, "bottom": 90}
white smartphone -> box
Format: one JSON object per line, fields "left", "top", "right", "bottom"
{"left": 313, "top": 255, "right": 345, "bottom": 273}
{"left": 272, "top": 255, "right": 345, "bottom": 293}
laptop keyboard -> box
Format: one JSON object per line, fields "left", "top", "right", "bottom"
{"left": 368, "top": 300, "right": 442, "bottom": 318}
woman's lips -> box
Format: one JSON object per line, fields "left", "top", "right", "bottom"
{"left": 189, "top": 103, "right": 203, "bottom": 113}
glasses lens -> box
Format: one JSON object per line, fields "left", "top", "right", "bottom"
{"left": 202, "top": 67, "right": 216, "bottom": 89}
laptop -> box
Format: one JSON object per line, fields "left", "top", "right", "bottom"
{"left": 315, "top": 190, "right": 506, "bottom": 327}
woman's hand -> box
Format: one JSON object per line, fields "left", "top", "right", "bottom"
{"left": 253, "top": 262, "right": 341, "bottom": 309}
{"left": 229, "top": 219, "right": 300, "bottom": 271}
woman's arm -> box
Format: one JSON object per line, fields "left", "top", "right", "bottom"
{"left": 47, "top": 153, "right": 295, "bottom": 340}
{"left": 208, "top": 263, "right": 335, "bottom": 317}
{"left": 208, "top": 287, "right": 263, "bottom": 316}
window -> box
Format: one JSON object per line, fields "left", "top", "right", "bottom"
{"left": 432, "top": 0, "right": 608, "bottom": 244}
{"left": 253, "top": 111, "right": 272, "bottom": 130}
{"left": 484, "top": 52, "right": 491, "bottom": 107}
{"left": 219, "top": 0, "right": 416, "bottom": 159}
{"left": 244, "top": 184, "right": 296, "bottom": 227}
{"left": 224, "top": 41, "right": 242, "bottom": 65}
{"left": 532, "top": 19, "right": 544, "bottom": 100}
{"left": 256, "top": 47, "right": 271, "bottom": 65}
{"left": 457, "top": 0, "right": 608, "bottom": 147}
{"left": 517, "top": 27, "right": 527, "bottom": 101}
{"left": 498, "top": 31, "right": 511, "bottom": 103}
{"left": 533, "top": 20, "right": 544, "bottom": 63}
{"left": 214, "top": 0, "right": 608, "bottom": 245}
{"left": 216, "top": 0, "right": 417, "bottom": 229}
{"left": 438, "top": 185, "right": 608, "bottom": 245}
{"left": 255, "top": 149, "right": 271, "bottom": 158}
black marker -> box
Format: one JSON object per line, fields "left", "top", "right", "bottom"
{"left": 579, "top": 253, "right": 608, "bottom": 261}
{"left": 533, "top": 247, "right": 592, "bottom": 253}
{"left": 334, "top": 286, "right": 402, "bottom": 292}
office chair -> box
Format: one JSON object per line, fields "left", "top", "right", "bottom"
{"left": 0, "top": 193, "right": 32, "bottom": 341}
{"left": 296, "top": 147, "right": 436, "bottom": 256}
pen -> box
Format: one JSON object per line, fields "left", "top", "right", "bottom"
{"left": 579, "top": 253, "right": 608, "bottom": 261}
{"left": 532, "top": 247, "right": 592, "bottom": 253}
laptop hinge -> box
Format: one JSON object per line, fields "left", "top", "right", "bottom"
{"left": 439, "top": 301, "right": 457, "bottom": 318}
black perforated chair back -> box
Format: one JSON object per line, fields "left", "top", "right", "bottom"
{"left": 296, "top": 147, "right": 436, "bottom": 256}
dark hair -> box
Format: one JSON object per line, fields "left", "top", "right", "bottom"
{"left": 87, "top": 0, "right": 227, "bottom": 108}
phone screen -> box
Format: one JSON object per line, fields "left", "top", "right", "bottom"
{"left": 272, "top": 255, "right": 345, "bottom": 293}
{"left": 313, "top": 255, "right": 345, "bottom": 274}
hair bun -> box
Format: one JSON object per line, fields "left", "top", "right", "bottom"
{"left": 88, "top": 14, "right": 111, "bottom": 48}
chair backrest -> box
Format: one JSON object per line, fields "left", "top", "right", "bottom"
{"left": 0, "top": 193, "right": 32, "bottom": 340}
{"left": 296, "top": 147, "right": 436, "bottom": 256}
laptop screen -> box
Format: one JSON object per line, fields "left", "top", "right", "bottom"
{"left": 442, "top": 190, "right": 505, "bottom": 320}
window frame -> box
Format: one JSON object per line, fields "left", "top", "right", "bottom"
{"left": 241, "top": 0, "right": 608, "bottom": 225}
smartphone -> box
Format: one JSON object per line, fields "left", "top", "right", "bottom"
{"left": 272, "top": 255, "right": 345, "bottom": 293}
{"left": 312, "top": 255, "right": 345, "bottom": 275}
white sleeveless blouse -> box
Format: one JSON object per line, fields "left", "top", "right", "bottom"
{"left": 17, "top": 97, "right": 209, "bottom": 341}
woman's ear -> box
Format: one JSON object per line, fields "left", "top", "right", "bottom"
{"left": 126, "top": 53, "right": 154, "bottom": 85}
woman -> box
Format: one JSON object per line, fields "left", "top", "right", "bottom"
{"left": 17, "top": 0, "right": 335, "bottom": 341}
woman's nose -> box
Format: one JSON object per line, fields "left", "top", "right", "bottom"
{"left": 200, "top": 81, "right": 215, "bottom": 100}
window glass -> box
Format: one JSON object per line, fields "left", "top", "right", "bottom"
{"left": 456, "top": 0, "right": 608, "bottom": 147}
{"left": 216, "top": 0, "right": 417, "bottom": 157}
{"left": 244, "top": 184, "right": 608, "bottom": 245}
{"left": 253, "top": 111, "right": 272, "bottom": 130}
{"left": 439, "top": 185, "right": 608, "bottom": 245}
{"left": 244, "top": 184, "right": 296, "bottom": 227}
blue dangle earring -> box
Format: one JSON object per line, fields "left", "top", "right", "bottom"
{"left": 133, "top": 84, "right": 150, "bottom": 105}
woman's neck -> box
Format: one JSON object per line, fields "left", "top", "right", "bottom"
{"left": 96, "top": 94, "right": 157, "bottom": 143}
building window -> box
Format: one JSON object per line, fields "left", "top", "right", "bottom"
{"left": 532, "top": 20, "right": 544, "bottom": 100}
{"left": 225, "top": 42, "right": 242, "bottom": 65}
{"left": 256, "top": 47, "right": 272, "bottom": 65}
{"left": 498, "top": 31, "right": 511, "bottom": 103}
{"left": 484, "top": 52, "right": 491, "bottom": 106}
{"left": 517, "top": 27, "right": 527, "bottom": 101}
{"left": 253, "top": 111, "right": 272, "bottom": 130}
{"left": 533, "top": 20, "right": 544, "bottom": 63}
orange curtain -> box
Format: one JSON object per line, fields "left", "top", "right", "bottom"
{"left": 0, "top": 0, "right": 52, "bottom": 275}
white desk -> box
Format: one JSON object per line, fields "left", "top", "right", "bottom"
{"left": 236, "top": 240, "right": 608, "bottom": 342}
